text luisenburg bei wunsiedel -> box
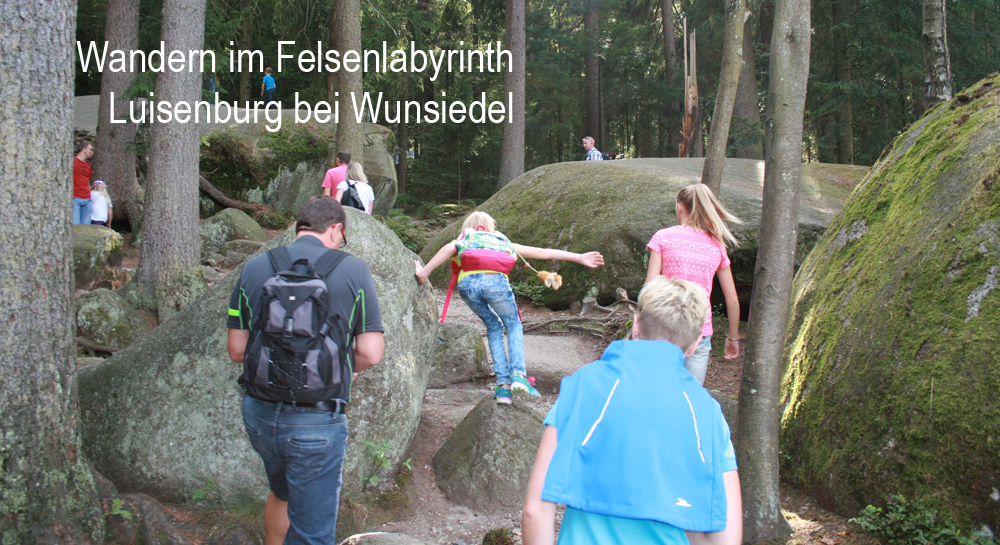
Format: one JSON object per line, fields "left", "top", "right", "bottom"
{"left": 77, "top": 40, "right": 515, "bottom": 131}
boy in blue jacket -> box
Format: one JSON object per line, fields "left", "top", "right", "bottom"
{"left": 522, "top": 276, "right": 742, "bottom": 545}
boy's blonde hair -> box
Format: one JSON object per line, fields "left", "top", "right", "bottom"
{"left": 635, "top": 276, "right": 708, "bottom": 350}
{"left": 346, "top": 161, "right": 368, "bottom": 184}
{"left": 677, "top": 184, "right": 742, "bottom": 247}
{"left": 462, "top": 210, "right": 496, "bottom": 232}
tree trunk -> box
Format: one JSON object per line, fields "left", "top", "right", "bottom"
{"left": 135, "top": 0, "right": 208, "bottom": 320}
{"left": 758, "top": 0, "right": 775, "bottom": 160}
{"left": 922, "top": 0, "right": 952, "bottom": 107}
{"left": 329, "top": 0, "right": 364, "bottom": 166}
{"left": 238, "top": 10, "right": 252, "bottom": 105}
{"left": 498, "top": 0, "right": 526, "bottom": 186}
{"left": 832, "top": 0, "right": 854, "bottom": 164}
{"left": 93, "top": 0, "right": 143, "bottom": 232}
{"left": 663, "top": 0, "right": 681, "bottom": 156}
{"left": 702, "top": 0, "right": 747, "bottom": 195}
{"left": 584, "top": 6, "right": 601, "bottom": 149}
{"left": 736, "top": 0, "right": 809, "bottom": 541}
{"left": 732, "top": 12, "right": 763, "bottom": 159}
{"left": 0, "top": 0, "right": 104, "bottom": 541}
{"left": 397, "top": 101, "right": 409, "bottom": 195}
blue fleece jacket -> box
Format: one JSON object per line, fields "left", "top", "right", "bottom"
{"left": 541, "top": 340, "right": 730, "bottom": 532}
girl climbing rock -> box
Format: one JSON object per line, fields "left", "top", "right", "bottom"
{"left": 415, "top": 211, "right": 605, "bottom": 404}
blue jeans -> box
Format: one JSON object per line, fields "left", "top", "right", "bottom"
{"left": 683, "top": 336, "right": 712, "bottom": 385}
{"left": 264, "top": 88, "right": 275, "bottom": 107}
{"left": 73, "top": 198, "right": 93, "bottom": 225}
{"left": 242, "top": 394, "right": 348, "bottom": 545}
{"left": 458, "top": 273, "right": 525, "bottom": 385}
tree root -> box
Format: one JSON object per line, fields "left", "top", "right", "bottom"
{"left": 198, "top": 174, "right": 261, "bottom": 214}
{"left": 77, "top": 337, "right": 121, "bottom": 354}
{"left": 124, "top": 494, "right": 195, "bottom": 545}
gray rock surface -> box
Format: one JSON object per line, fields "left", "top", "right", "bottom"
{"left": 72, "top": 224, "right": 124, "bottom": 288}
{"left": 75, "top": 288, "right": 152, "bottom": 349}
{"left": 339, "top": 532, "right": 431, "bottom": 545}
{"left": 422, "top": 389, "right": 493, "bottom": 427}
{"left": 420, "top": 158, "right": 867, "bottom": 307}
{"left": 429, "top": 323, "right": 489, "bottom": 388}
{"left": 254, "top": 160, "right": 329, "bottom": 216}
{"left": 523, "top": 334, "right": 600, "bottom": 393}
{"left": 433, "top": 397, "right": 544, "bottom": 513}
{"left": 78, "top": 208, "right": 438, "bottom": 504}
{"left": 200, "top": 208, "right": 267, "bottom": 255}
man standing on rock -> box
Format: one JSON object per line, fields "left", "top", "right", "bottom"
{"left": 73, "top": 140, "right": 95, "bottom": 224}
{"left": 322, "top": 150, "right": 351, "bottom": 197}
{"left": 227, "top": 196, "right": 384, "bottom": 544}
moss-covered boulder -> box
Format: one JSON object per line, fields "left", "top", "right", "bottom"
{"left": 433, "top": 397, "right": 544, "bottom": 512}
{"left": 200, "top": 208, "right": 266, "bottom": 255}
{"left": 75, "top": 288, "right": 152, "bottom": 349}
{"left": 420, "top": 158, "right": 865, "bottom": 308}
{"left": 72, "top": 224, "right": 124, "bottom": 288}
{"left": 429, "top": 322, "right": 489, "bottom": 388}
{"left": 78, "top": 209, "right": 438, "bottom": 505}
{"left": 201, "top": 122, "right": 398, "bottom": 216}
{"left": 780, "top": 75, "right": 1000, "bottom": 529}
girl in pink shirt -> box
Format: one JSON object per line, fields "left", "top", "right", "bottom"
{"left": 645, "top": 184, "right": 742, "bottom": 384}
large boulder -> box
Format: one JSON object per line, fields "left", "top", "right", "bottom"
{"left": 73, "top": 224, "right": 124, "bottom": 288}
{"left": 75, "top": 288, "right": 152, "bottom": 349}
{"left": 429, "top": 323, "right": 489, "bottom": 388}
{"left": 420, "top": 158, "right": 866, "bottom": 308}
{"left": 201, "top": 122, "right": 398, "bottom": 217}
{"left": 433, "top": 398, "right": 544, "bottom": 512}
{"left": 78, "top": 209, "right": 438, "bottom": 504}
{"left": 199, "top": 208, "right": 266, "bottom": 254}
{"left": 780, "top": 75, "right": 1000, "bottom": 529}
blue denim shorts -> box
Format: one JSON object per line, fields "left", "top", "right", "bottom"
{"left": 241, "top": 394, "right": 348, "bottom": 544}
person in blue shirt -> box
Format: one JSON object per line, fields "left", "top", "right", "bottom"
{"left": 261, "top": 67, "right": 276, "bottom": 107}
{"left": 522, "top": 276, "right": 743, "bottom": 545}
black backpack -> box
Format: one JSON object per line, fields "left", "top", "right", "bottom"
{"left": 340, "top": 180, "right": 366, "bottom": 211}
{"left": 243, "top": 246, "right": 351, "bottom": 404}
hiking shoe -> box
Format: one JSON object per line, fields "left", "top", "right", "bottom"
{"left": 511, "top": 374, "right": 540, "bottom": 396}
{"left": 495, "top": 386, "right": 512, "bottom": 405}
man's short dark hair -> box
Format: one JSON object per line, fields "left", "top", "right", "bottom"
{"left": 336, "top": 150, "right": 351, "bottom": 165}
{"left": 296, "top": 196, "right": 346, "bottom": 234}
{"left": 265, "top": 67, "right": 273, "bottom": 74}
{"left": 76, "top": 140, "right": 93, "bottom": 154}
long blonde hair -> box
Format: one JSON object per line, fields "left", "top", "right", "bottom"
{"left": 91, "top": 181, "right": 112, "bottom": 206}
{"left": 676, "top": 184, "right": 741, "bottom": 246}
{"left": 346, "top": 162, "right": 368, "bottom": 184}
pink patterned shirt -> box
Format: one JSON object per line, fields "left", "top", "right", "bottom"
{"left": 647, "top": 225, "right": 731, "bottom": 337}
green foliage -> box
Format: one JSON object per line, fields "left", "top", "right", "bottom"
{"left": 378, "top": 210, "right": 427, "bottom": 253}
{"left": 191, "top": 480, "right": 221, "bottom": 505}
{"left": 850, "top": 495, "right": 997, "bottom": 545}
{"left": 482, "top": 527, "right": 515, "bottom": 545}
{"left": 512, "top": 281, "right": 546, "bottom": 306}
{"left": 109, "top": 498, "right": 133, "bottom": 522}
{"left": 363, "top": 439, "right": 395, "bottom": 488}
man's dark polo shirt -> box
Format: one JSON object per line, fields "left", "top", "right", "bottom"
{"left": 228, "top": 234, "right": 383, "bottom": 401}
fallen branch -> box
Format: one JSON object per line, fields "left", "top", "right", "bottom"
{"left": 77, "top": 337, "right": 121, "bottom": 354}
{"left": 567, "top": 324, "right": 607, "bottom": 336}
{"left": 523, "top": 316, "right": 601, "bottom": 333}
{"left": 199, "top": 174, "right": 259, "bottom": 214}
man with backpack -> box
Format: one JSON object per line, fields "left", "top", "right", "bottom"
{"left": 227, "top": 196, "right": 384, "bottom": 545}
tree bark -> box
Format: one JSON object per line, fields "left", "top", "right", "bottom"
{"left": 663, "top": 0, "right": 682, "bottom": 156}
{"left": 832, "top": 0, "right": 854, "bottom": 164}
{"left": 238, "top": 9, "right": 253, "bottom": 104}
{"left": 329, "top": 0, "right": 365, "bottom": 166}
{"left": 93, "top": 0, "right": 143, "bottom": 232}
{"left": 758, "top": 0, "right": 775, "bottom": 160}
{"left": 497, "top": 0, "right": 526, "bottom": 186}
{"left": 135, "top": 0, "right": 208, "bottom": 320}
{"left": 397, "top": 108, "right": 408, "bottom": 195}
{"left": 0, "top": 0, "right": 104, "bottom": 540}
{"left": 702, "top": 0, "right": 748, "bottom": 195}
{"left": 922, "top": 0, "right": 952, "bottom": 107}
{"left": 736, "top": 0, "right": 808, "bottom": 541}
{"left": 732, "top": 12, "right": 763, "bottom": 159}
{"left": 584, "top": 6, "right": 601, "bottom": 149}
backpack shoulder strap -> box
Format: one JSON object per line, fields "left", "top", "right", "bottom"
{"left": 313, "top": 249, "right": 349, "bottom": 278}
{"left": 267, "top": 246, "right": 293, "bottom": 273}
